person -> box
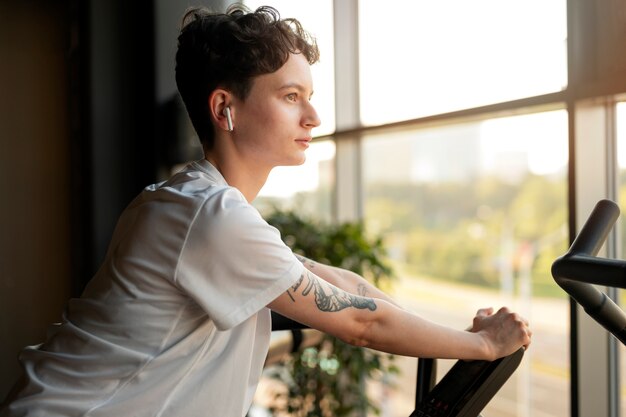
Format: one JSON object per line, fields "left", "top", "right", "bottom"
{"left": 1, "top": 4, "right": 531, "bottom": 417}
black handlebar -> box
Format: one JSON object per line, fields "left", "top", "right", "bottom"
{"left": 551, "top": 199, "right": 626, "bottom": 345}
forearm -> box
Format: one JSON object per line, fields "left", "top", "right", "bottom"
{"left": 269, "top": 265, "right": 529, "bottom": 361}
{"left": 269, "top": 265, "right": 476, "bottom": 358}
{"left": 361, "top": 299, "right": 491, "bottom": 360}
{"left": 294, "top": 254, "right": 401, "bottom": 308}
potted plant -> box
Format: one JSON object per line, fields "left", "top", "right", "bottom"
{"left": 265, "top": 210, "right": 399, "bottom": 417}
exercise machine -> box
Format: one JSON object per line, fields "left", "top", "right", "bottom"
{"left": 551, "top": 199, "right": 626, "bottom": 344}
{"left": 272, "top": 310, "right": 525, "bottom": 417}
{"left": 411, "top": 348, "right": 523, "bottom": 417}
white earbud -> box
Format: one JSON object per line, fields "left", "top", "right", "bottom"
{"left": 223, "top": 107, "right": 233, "bottom": 132}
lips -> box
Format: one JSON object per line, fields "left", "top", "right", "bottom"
{"left": 295, "top": 138, "right": 312, "bottom": 147}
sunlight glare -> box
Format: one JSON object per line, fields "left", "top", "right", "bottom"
{"left": 480, "top": 111, "right": 568, "bottom": 178}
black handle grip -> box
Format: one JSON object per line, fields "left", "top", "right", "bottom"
{"left": 270, "top": 311, "right": 309, "bottom": 331}
{"left": 551, "top": 199, "right": 626, "bottom": 344}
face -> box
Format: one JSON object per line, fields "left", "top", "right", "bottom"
{"left": 230, "top": 53, "right": 321, "bottom": 170}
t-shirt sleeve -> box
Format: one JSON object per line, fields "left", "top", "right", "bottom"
{"left": 174, "top": 187, "right": 304, "bottom": 330}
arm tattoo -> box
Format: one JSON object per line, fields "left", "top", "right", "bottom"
{"left": 287, "top": 270, "right": 377, "bottom": 312}
{"left": 295, "top": 254, "right": 316, "bottom": 269}
{"left": 291, "top": 273, "right": 304, "bottom": 292}
{"left": 357, "top": 283, "right": 368, "bottom": 296}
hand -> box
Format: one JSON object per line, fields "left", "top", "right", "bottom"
{"left": 470, "top": 307, "right": 532, "bottom": 360}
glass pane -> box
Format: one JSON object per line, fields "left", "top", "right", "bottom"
{"left": 616, "top": 101, "right": 626, "bottom": 415}
{"left": 254, "top": 139, "right": 336, "bottom": 222}
{"left": 362, "top": 110, "right": 569, "bottom": 416}
{"left": 359, "top": 0, "right": 567, "bottom": 126}
{"left": 244, "top": 0, "right": 336, "bottom": 136}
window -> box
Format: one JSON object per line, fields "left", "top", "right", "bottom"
{"left": 358, "top": 0, "right": 567, "bottom": 125}
{"left": 240, "top": 1, "right": 626, "bottom": 416}
{"left": 362, "top": 110, "right": 569, "bottom": 416}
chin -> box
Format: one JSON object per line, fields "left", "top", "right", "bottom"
{"left": 279, "top": 161, "right": 306, "bottom": 168}
{"left": 281, "top": 153, "right": 307, "bottom": 166}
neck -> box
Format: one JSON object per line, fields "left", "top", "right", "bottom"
{"left": 205, "top": 152, "right": 271, "bottom": 203}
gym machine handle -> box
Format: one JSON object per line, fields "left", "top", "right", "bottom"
{"left": 551, "top": 199, "right": 626, "bottom": 345}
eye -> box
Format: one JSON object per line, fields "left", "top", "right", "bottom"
{"left": 286, "top": 93, "right": 298, "bottom": 102}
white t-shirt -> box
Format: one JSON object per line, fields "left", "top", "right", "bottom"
{"left": 3, "top": 160, "right": 304, "bottom": 417}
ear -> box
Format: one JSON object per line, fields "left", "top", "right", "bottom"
{"left": 208, "top": 89, "right": 234, "bottom": 132}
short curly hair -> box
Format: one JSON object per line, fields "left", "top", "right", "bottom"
{"left": 175, "top": 4, "right": 320, "bottom": 151}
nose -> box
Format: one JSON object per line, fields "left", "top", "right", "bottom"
{"left": 303, "top": 101, "right": 321, "bottom": 129}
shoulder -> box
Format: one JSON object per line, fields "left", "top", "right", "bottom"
{"left": 140, "top": 165, "right": 248, "bottom": 214}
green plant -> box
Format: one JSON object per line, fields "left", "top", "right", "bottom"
{"left": 265, "top": 209, "right": 399, "bottom": 417}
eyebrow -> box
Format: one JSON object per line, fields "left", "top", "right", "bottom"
{"left": 279, "top": 82, "right": 314, "bottom": 97}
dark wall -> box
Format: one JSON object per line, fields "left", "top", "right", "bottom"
{"left": 76, "top": 0, "right": 157, "bottom": 290}
{"left": 1, "top": 0, "right": 240, "bottom": 401}
{"left": 0, "top": 0, "right": 159, "bottom": 400}
{"left": 0, "top": 0, "right": 72, "bottom": 400}
{"left": 79, "top": 0, "right": 156, "bottom": 284}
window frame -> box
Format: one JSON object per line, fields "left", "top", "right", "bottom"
{"left": 321, "top": 1, "right": 626, "bottom": 416}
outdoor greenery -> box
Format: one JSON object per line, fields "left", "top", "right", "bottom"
{"left": 265, "top": 210, "right": 398, "bottom": 417}
{"left": 256, "top": 168, "right": 626, "bottom": 416}
{"left": 258, "top": 171, "right": 572, "bottom": 300}
{"left": 363, "top": 173, "right": 569, "bottom": 298}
